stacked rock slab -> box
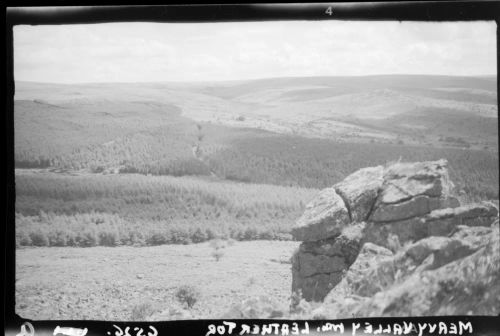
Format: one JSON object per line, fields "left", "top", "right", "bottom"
{"left": 291, "top": 222, "right": 365, "bottom": 301}
{"left": 291, "top": 159, "right": 499, "bottom": 302}
{"left": 363, "top": 159, "right": 462, "bottom": 247}
{"left": 291, "top": 165, "right": 384, "bottom": 301}
{"left": 320, "top": 222, "right": 499, "bottom": 317}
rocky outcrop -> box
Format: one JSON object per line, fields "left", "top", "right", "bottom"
{"left": 291, "top": 223, "right": 364, "bottom": 301}
{"left": 291, "top": 188, "right": 350, "bottom": 242}
{"left": 420, "top": 201, "right": 499, "bottom": 236}
{"left": 321, "top": 221, "right": 499, "bottom": 318}
{"left": 449, "top": 224, "right": 494, "bottom": 248}
{"left": 291, "top": 159, "right": 499, "bottom": 307}
{"left": 325, "top": 243, "right": 394, "bottom": 301}
{"left": 324, "top": 233, "right": 484, "bottom": 307}
{"left": 334, "top": 166, "right": 384, "bottom": 222}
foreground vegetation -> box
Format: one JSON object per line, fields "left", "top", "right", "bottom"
{"left": 16, "top": 231, "right": 499, "bottom": 320}
{"left": 15, "top": 240, "right": 298, "bottom": 320}
{"left": 15, "top": 173, "right": 317, "bottom": 247}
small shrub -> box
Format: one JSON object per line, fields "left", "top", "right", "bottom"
{"left": 247, "top": 277, "right": 257, "bottom": 286}
{"left": 386, "top": 233, "right": 402, "bottom": 253}
{"left": 210, "top": 238, "right": 228, "bottom": 261}
{"left": 290, "top": 290, "right": 309, "bottom": 314}
{"left": 48, "top": 230, "right": 68, "bottom": 247}
{"left": 289, "top": 290, "right": 322, "bottom": 319}
{"left": 275, "top": 232, "right": 293, "bottom": 241}
{"left": 66, "top": 232, "right": 77, "bottom": 246}
{"left": 243, "top": 227, "right": 258, "bottom": 240}
{"left": 225, "top": 296, "right": 286, "bottom": 319}
{"left": 205, "top": 228, "right": 218, "bottom": 240}
{"left": 191, "top": 228, "right": 208, "bottom": 243}
{"left": 98, "top": 230, "right": 119, "bottom": 246}
{"left": 77, "top": 230, "right": 98, "bottom": 247}
{"left": 175, "top": 285, "right": 200, "bottom": 309}
{"left": 156, "top": 307, "right": 193, "bottom": 320}
{"left": 147, "top": 232, "right": 169, "bottom": 246}
{"left": 30, "top": 231, "right": 49, "bottom": 246}
{"left": 128, "top": 231, "right": 146, "bottom": 246}
{"left": 170, "top": 230, "right": 192, "bottom": 245}
{"left": 130, "top": 302, "right": 155, "bottom": 320}
{"left": 91, "top": 166, "right": 105, "bottom": 173}
{"left": 257, "top": 230, "right": 274, "bottom": 240}
{"left": 211, "top": 249, "right": 225, "bottom": 262}
{"left": 17, "top": 231, "right": 32, "bottom": 247}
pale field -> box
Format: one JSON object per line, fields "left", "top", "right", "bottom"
{"left": 15, "top": 241, "right": 299, "bottom": 321}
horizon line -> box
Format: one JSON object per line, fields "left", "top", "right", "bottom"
{"left": 14, "top": 73, "right": 498, "bottom": 86}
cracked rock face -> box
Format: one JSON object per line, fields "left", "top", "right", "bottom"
{"left": 323, "top": 222, "right": 499, "bottom": 318}
{"left": 291, "top": 188, "right": 350, "bottom": 242}
{"left": 334, "top": 165, "right": 384, "bottom": 222}
{"left": 369, "top": 159, "right": 457, "bottom": 223}
{"left": 291, "top": 159, "right": 499, "bottom": 303}
{"left": 325, "top": 243, "right": 394, "bottom": 301}
{"left": 423, "top": 201, "right": 499, "bottom": 228}
{"left": 291, "top": 223, "right": 365, "bottom": 301}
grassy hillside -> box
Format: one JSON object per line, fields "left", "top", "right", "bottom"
{"left": 15, "top": 75, "right": 498, "bottom": 157}
{"left": 13, "top": 76, "right": 498, "bottom": 247}
{"left": 15, "top": 132, "right": 499, "bottom": 248}
{"left": 14, "top": 99, "right": 198, "bottom": 169}
{"left": 199, "top": 75, "right": 497, "bottom": 100}
{"left": 15, "top": 114, "right": 498, "bottom": 202}
{"left": 15, "top": 172, "right": 318, "bottom": 247}
{"left": 204, "top": 134, "right": 499, "bottom": 201}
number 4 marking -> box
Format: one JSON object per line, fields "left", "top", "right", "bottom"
{"left": 325, "top": 6, "right": 333, "bottom": 15}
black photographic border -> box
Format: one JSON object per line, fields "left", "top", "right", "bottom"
{"left": 5, "top": 2, "right": 500, "bottom": 335}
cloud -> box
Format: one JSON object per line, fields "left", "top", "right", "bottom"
{"left": 13, "top": 20, "right": 496, "bottom": 83}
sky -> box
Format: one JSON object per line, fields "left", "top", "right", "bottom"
{"left": 14, "top": 20, "right": 497, "bottom": 83}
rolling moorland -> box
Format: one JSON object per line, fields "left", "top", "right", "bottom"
{"left": 14, "top": 75, "right": 499, "bottom": 319}
{"left": 14, "top": 75, "right": 499, "bottom": 246}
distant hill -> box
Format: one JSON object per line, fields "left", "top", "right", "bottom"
{"left": 13, "top": 75, "right": 498, "bottom": 200}
{"left": 15, "top": 75, "right": 497, "bottom": 148}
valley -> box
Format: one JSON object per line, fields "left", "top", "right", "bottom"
{"left": 13, "top": 74, "right": 499, "bottom": 320}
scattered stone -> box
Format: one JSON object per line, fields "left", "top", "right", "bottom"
{"left": 424, "top": 201, "right": 499, "bottom": 229}
{"left": 346, "top": 226, "right": 500, "bottom": 317}
{"left": 403, "top": 236, "right": 477, "bottom": 270}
